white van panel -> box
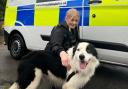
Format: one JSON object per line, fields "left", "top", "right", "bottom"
{"left": 97, "top": 48, "right": 128, "bottom": 65}
{"left": 82, "top": 26, "right": 128, "bottom": 45}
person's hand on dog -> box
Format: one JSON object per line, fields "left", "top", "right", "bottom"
{"left": 60, "top": 51, "right": 71, "bottom": 70}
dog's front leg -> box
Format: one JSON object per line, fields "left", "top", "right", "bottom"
{"left": 26, "top": 68, "right": 43, "bottom": 89}
{"left": 63, "top": 70, "right": 78, "bottom": 89}
{"left": 63, "top": 73, "right": 87, "bottom": 89}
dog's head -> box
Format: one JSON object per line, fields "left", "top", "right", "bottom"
{"left": 67, "top": 42, "right": 99, "bottom": 71}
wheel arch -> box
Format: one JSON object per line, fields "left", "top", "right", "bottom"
{"left": 8, "top": 30, "right": 27, "bottom": 50}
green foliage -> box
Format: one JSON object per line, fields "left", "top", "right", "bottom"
{"left": 0, "top": 0, "right": 6, "bottom": 9}
{"left": 0, "top": 0, "right": 7, "bottom": 19}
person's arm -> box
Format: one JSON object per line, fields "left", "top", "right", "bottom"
{"left": 76, "top": 26, "right": 80, "bottom": 42}
{"left": 50, "top": 27, "right": 70, "bottom": 68}
{"left": 50, "top": 26, "right": 65, "bottom": 56}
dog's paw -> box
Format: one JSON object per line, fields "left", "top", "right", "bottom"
{"left": 9, "top": 82, "right": 19, "bottom": 89}
{"left": 62, "top": 84, "right": 76, "bottom": 89}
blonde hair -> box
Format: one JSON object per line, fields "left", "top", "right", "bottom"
{"left": 65, "top": 8, "right": 79, "bottom": 19}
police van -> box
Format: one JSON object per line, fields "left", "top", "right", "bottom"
{"left": 4, "top": 0, "right": 128, "bottom": 67}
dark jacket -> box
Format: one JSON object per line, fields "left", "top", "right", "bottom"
{"left": 45, "top": 21, "right": 79, "bottom": 56}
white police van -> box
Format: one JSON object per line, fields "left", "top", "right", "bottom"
{"left": 4, "top": 0, "right": 128, "bottom": 67}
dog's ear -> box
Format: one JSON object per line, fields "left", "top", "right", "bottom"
{"left": 87, "top": 44, "right": 98, "bottom": 58}
{"left": 73, "top": 43, "right": 79, "bottom": 57}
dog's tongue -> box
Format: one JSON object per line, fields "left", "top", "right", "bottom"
{"left": 80, "top": 63, "right": 86, "bottom": 69}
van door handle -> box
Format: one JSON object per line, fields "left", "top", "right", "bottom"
{"left": 88, "top": 1, "right": 102, "bottom": 4}
{"left": 92, "top": 14, "right": 96, "bottom": 18}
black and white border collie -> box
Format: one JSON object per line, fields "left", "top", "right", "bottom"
{"left": 9, "top": 42, "right": 100, "bottom": 89}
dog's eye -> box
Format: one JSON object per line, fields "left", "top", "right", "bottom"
{"left": 77, "top": 49, "right": 80, "bottom": 51}
{"left": 86, "top": 45, "right": 92, "bottom": 53}
{"left": 86, "top": 48, "right": 91, "bottom": 53}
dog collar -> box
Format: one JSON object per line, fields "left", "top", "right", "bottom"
{"left": 66, "top": 71, "right": 78, "bottom": 82}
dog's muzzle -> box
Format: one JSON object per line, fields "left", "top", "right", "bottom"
{"left": 79, "top": 54, "right": 90, "bottom": 69}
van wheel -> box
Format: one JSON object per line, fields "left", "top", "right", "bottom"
{"left": 9, "top": 34, "right": 27, "bottom": 59}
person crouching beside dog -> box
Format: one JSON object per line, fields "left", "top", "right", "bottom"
{"left": 45, "top": 8, "right": 80, "bottom": 70}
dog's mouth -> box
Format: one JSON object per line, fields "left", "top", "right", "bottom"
{"left": 79, "top": 59, "right": 90, "bottom": 69}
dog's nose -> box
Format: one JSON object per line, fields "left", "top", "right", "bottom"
{"left": 79, "top": 54, "right": 85, "bottom": 60}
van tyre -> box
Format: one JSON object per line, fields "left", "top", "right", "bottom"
{"left": 9, "top": 34, "right": 27, "bottom": 59}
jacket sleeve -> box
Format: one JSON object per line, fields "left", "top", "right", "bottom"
{"left": 75, "top": 26, "right": 80, "bottom": 43}
{"left": 50, "top": 26, "right": 65, "bottom": 56}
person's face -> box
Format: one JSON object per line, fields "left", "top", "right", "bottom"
{"left": 66, "top": 15, "right": 79, "bottom": 29}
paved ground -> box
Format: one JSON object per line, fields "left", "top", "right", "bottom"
{"left": 0, "top": 41, "right": 12, "bottom": 88}
{"left": 0, "top": 35, "right": 4, "bottom": 45}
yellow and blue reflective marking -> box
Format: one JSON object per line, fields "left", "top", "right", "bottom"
{"left": 63, "top": 0, "right": 82, "bottom": 7}
{"left": 15, "top": 0, "right": 84, "bottom": 26}
{"left": 16, "top": 5, "right": 34, "bottom": 26}
{"left": 83, "top": 0, "right": 90, "bottom": 26}
{"left": 4, "top": 6, "right": 17, "bottom": 26}
{"left": 5, "top": 0, "right": 128, "bottom": 27}
{"left": 34, "top": 6, "right": 59, "bottom": 26}
{"left": 89, "top": 0, "right": 128, "bottom": 26}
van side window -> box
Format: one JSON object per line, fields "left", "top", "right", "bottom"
{"left": 8, "top": 0, "right": 35, "bottom": 6}
{"left": 36, "top": 0, "right": 56, "bottom": 3}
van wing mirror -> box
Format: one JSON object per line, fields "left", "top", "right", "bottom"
{"left": 88, "top": 0, "right": 102, "bottom": 4}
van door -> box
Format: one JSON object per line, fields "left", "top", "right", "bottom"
{"left": 82, "top": 0, "right": 128, "bottom": 66}
{"left": 35, "top": 0, "right": 83, "bottom": 27}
